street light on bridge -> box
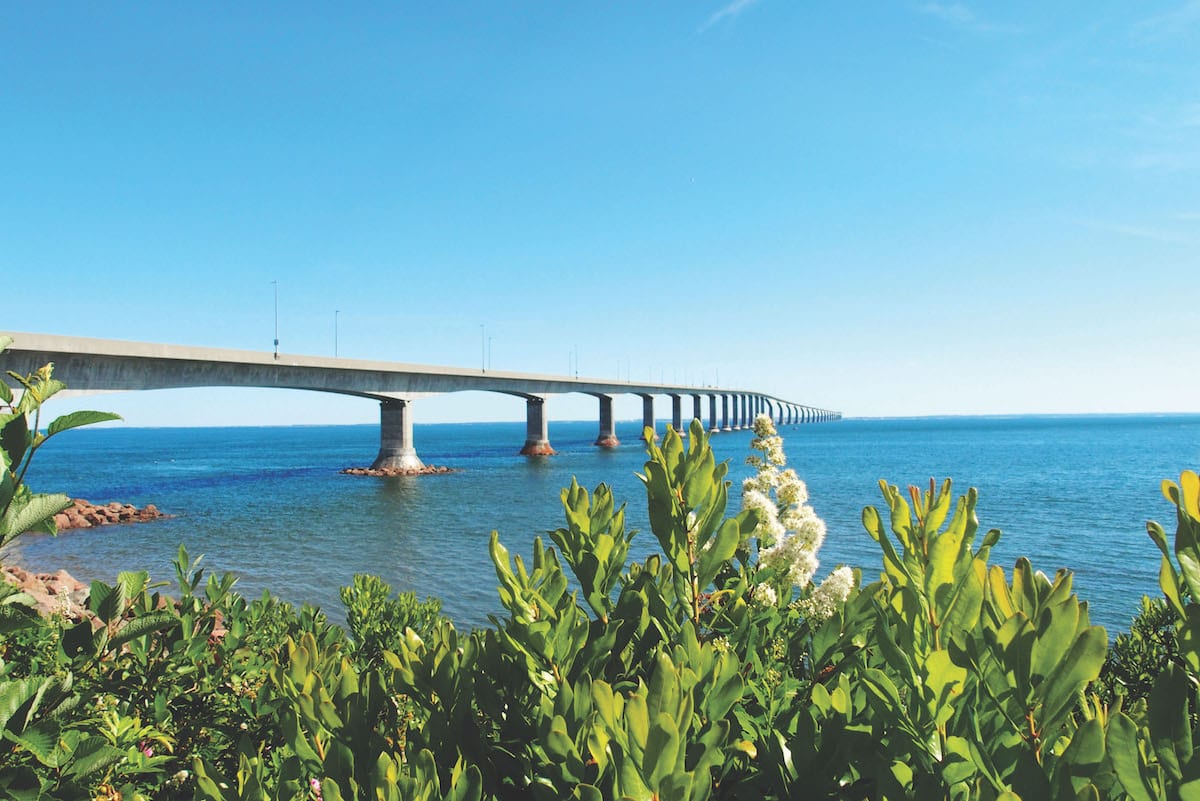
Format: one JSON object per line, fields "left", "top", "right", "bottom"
{"left": 272, "top": 280, "right": 279, "bottom": 360}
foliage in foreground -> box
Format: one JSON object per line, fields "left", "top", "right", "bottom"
{"left": 3, "top": 345, "right": 1200, "bottom": 799}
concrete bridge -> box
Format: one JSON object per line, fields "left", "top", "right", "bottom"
{"left": 0, "top": 332, "right": 841, "bottom": 471}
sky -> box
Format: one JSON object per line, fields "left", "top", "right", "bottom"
{"left": 3, "top": 2, "right": 1198, "bottom": 427}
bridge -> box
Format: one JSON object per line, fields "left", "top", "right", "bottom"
{"left": 0, "top": 332, "right": 841, "bottom": 471}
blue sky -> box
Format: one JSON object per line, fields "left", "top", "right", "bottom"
{"left": 3, "top": 2, "right": 1198, "bottom": 426}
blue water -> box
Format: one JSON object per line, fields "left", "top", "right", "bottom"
{"left": 5, "top": 415, "right": 1199, "bottom": 635}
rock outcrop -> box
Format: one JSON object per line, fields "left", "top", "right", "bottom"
{"left": 341, "top": 465, "right": 456, "bottom": 477}
{"left": 54, "top": 499, "right": 167, "bottom": 531}
{"left": 1, "top": 565, "right": 90, "bottom": 620}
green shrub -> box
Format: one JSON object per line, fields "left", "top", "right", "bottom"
{"left": 339, "top": 574, "right": 444, "bottom": 671}
{"left": 1098, "top": 595, "right": 1182, "bottom": 706}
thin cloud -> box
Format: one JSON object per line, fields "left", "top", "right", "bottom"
{"left": 1075, "top": 218, "right": 1196, "bottom": 246}
{"left": 1133, "top": 0, "right": 1200, "bottom": 42}
{"left": 915, "top": 2, "right": 1015, "bottom": 34}
{"left": 700, "top": 0, "right": 761, "bottom": 32}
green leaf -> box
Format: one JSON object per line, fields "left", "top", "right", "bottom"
{"left": 62, "top": 737, "right": 126, "bottom": 779}
{"left": 1107, "top": 712, "right": 1156, "bottom": 801}
{"left": 46, "top": 410, "right": 122, "bottom": 437}
{"left": 0, "top": 492, "right": 71, "bottom": 541}
{"left": 546, "top": 714, "right": 575, "bottom": 761}
{"left": 16, "top": 378, "right": 66, "bottom": 413}
{"left": 89, "top": 580, "right": 126, "bottom": 625}
{"left": 1149, "top": 663, "right": 1192, "bottom": 781}
{"left": 1, "top": 415, "right": 28, "bottom": 471}
{"left": 696, "top": 517, "right": 739, "bottom": 591}
{"left": 574, "top": 785, "right": 602, "bottom": 801}
{"left": 645, "top": 712, "right": 681, "bottom": 790}
{"left": 1037, "top": 626, "right": 1106, "bottom": 733}
{"left": 110, "top": 610, "right": 180, "bottom": 648}
{"left": 6, "top": 722, "right": 60, "bottom": 767}
{"left": 1057, "top": 719, "right": 1106, "bottom": 795}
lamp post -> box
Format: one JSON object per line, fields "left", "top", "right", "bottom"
{"left": 272, "top": 280, "right": 279, "bottom": 360}
{"left": 480, "top": 324, "right": 486, "bottom": 372}
{"left": 334, "top": 310, "right": 340, "bottom": 358}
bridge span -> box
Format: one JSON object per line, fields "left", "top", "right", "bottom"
{"left": 0, "top": 332, "right": 841, "bottom": 471}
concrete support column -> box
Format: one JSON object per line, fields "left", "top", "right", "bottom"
{"left": 730, "top": 395, "right": 740, "bottom": 430}
{"left": 742, "top": 394, "right": 751, "bottom": 428}
{"left": 721, "top": 395, "right": 731, "bottom": 431}
{"left": 371, "top": 398, "right": 424, "bottom": 471}
{"left": 692, "top": 394, "right": 702, "bottom": 428}
{"left": 594, "top": 394, "right": 619, "bottom": 448}
{"left": 520, "top": 396, "right": 556, "bottom": 456}
{"left": 670, "top": 394, "right": 683, "bottom": 433}
{"left": 707, "top": 394, "right": 719, "bottom": 433}
{"left": 640, "top": 394, "right": 656, "bottom": 441}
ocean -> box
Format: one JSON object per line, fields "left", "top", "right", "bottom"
{"left": 5, "top": 415, "right": 1199, "bottom": 635}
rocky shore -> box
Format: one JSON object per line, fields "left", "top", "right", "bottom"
{"left": 341, "top": 465, "right": 456, "bottom": 477}
{"left": 54, "top": 498, "right": 168, "bottom": 531}
{"left": 2, "top": 565, "right": 90, "bottom": 619}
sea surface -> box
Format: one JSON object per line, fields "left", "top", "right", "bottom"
{"left": 5, "top": 415, "right": 1199, "bottom": 635}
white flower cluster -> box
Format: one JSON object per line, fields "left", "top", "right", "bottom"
{"left": 795, "top": 566, "right": 855, "bottom": 622}
{"left": 750, "top": 582, "right": 778, "bottom": 609}
{"left": 742, "top": 414, "right": 838, "bottom": 598}
{"left": 758, "top": 534, "right": 819, "bottom": 589}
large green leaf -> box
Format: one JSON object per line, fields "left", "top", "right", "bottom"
{"left": 62, "top": 736, "right": 126, "bottom": 779}
{"left": 0, "top": 492, "right": 71, "bottom": 541}
{"left": 0, "top": 414, "right": 28, "bottom": 470}
{"left": 1106, "top": 712, "right": 1156, "bottom": 801}
{"left": 696, "top": 517, "right": 739, "bottom": 591}
{"left": 1148, "top": 663, "right": 1192, "bottom": 782}
{"left": 645, "top": 712, "right": 681, "bottom": 790}
{"left": 110, "top": 610, "right": 180, "bottom": 648}
{"left": 6, "top": 721, "right": 61, "bottom": 767}
{"left": 46, "top": 410, "right": 122, "bottom": 437}
{"left": 16, "top": 378, "right": 66, "bottom": 413}
{"left": 1037, "top": 626, "right": 1106, "bottom": 733}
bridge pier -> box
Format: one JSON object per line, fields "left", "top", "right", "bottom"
{"left": 640, "top": 394, "right": 656, "bottom": 441}
{"left": 722, "top": 395, "right": 731, "bottom": 431}
{"left": 670, "top": 394, "right": 683, "bottom": 433}
{"left": 371, "top": 398, "right": 424, "bottom": 471}
{"left": 519, "top": 396, "right": 556, "bottom": 456}
{"left": 708, "top": 394, "right": 719, "bottom": 433}
{"left": 692, "top": 394, "right": 702, "bottom": 429}
{"left": 594, "top": 394, "right": 619, "bottom": 448}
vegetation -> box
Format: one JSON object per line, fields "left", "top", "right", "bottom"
{"left": 3, "top": 341, "right": 1200, "bottom": 799}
